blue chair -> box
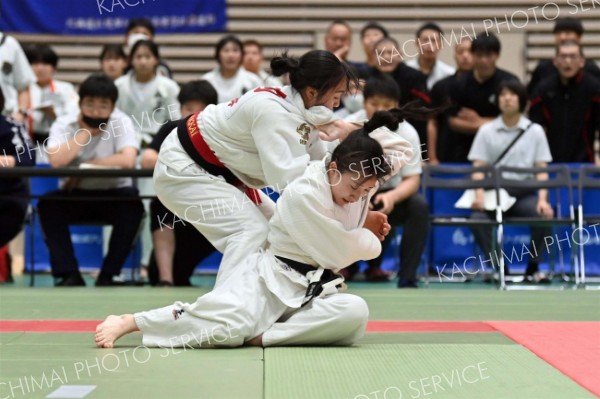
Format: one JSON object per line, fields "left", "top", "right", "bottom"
{"left": 576, "top": 165, "right": 600, "bottom": 286}
{"left": 421, "top": 165, "right": 500, "bottom": 287}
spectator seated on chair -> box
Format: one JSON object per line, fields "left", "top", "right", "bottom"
{"left": 24, "top": 44, "right": 79, "bottom": 156}
{"left": 469, "top": 80, "right": 553, "bottom": 284}
{"left": 343, "top": 75, "right": 430, "bottom": 288}
{"left": 0, "top": 86, "right": 36, "bottom": 282}
{"left": 115, "top": 40, "right": 180, "bottom": 148}
{"left": 140, "top": 80, "right": 218, "bottom": 287}
{"left": 37, "top": 74, "right": 144, "bottom": 287}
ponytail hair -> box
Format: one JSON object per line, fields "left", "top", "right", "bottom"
{"left": 385, "top": 101, "right": 440, "bottom": 123}
{"left": 270, "top": 50, "right": 359, "bottom": 102}
{"left": 330, "top": 105, "right": 437, "bottom": 181}
{"left": 329, "top": 111, "right": 398, "bottom": 182}
{"left": 363, "top": 110, "right": 401, "bottom": 134}
{"left": 270, "top": 53, "right": 301, "bottom": 77}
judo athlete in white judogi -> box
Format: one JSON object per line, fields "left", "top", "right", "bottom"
{"left": 153, "top": 50, "right": 365, "bottom": 288}
{"left": 95, "top": 111, "right": 411, "bottom": 348}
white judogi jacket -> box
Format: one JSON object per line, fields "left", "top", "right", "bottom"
{"left": 256, "top": 160, "right": 383, "bottom": 308}
{"left": 0, "top": 33, "right": 36, "bottom": 115}
{"left": 268, "top": 161, "right": 382, "bottom": 270}
{"left": 115, "top": 72, "right": 180, "bottom": 145}
{"left": 136, "top": 158, "right": 375, "bottom": 346}
{"left": 197, "top": 85, "right": 335, "bottom": 191}
{"left": 257, "top": 69, "right": 283, "bottom": 87}
{"left": 202, "top": 67, "right": 263, "bottom": 104}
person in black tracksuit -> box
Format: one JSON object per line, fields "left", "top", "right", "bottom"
{"left": 529, "top": 40, "right": 600, "bottom": 163}
{"left": 527, "top": 17, "right": 600, "bottom": 95}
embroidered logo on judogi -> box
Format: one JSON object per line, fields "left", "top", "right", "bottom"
{"left": 2, "top": 62, "right": 12, "bottom": 75}
{"left": 297, "top": 123, "right": 310, "bottom": 145}
{"left": 172, "top": 309, "right": 185, "bottom": 320}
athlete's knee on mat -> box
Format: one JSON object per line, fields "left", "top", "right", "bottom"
{"left": 346, "top": 296, "right": 370, "bottom": 327}
{"left": 331, "top": 295, "right": 369, "bottom": 327}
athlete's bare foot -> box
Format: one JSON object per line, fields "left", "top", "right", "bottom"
{"left": 95, "top": 314, "right": 139, "bottom": 348}
{"left": 245, "top": 334, "right": 263, "bottom": 347}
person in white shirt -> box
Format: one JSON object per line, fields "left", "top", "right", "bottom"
{"left": 37, "top": 74, "right": 144, "bottom": 287}
{"left": 469, "top": 80, "right": 553, "bottom": 284}
{"left": 115, "top": 40, "right": 180, "bottom": 147}
{"left": 95, "top": 113, "right": 401, "bottom": 349}
{"left": 154, "top": 50, "right": 404, "bottom": 290}
{"left": 203, "top": 35, "right": 263, "bottom": 104}
{"left": 0, "top": 32, "right": 36, "bottom": 122}
{"left": 243, "top": 39, "right": 283, "bottom": 87}
{"left": 24, "top": 44, "right": 79, "bottom": 160}
{"left": 406, "top": 22, "right": 456, "bottom": 90}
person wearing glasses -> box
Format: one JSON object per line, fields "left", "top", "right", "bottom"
{"left": 529, "top": 40, "right": 600, "bottom": 164}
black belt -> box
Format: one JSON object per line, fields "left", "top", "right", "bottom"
{"left": 276, "top": 256, "right": 344, "bottom": 308}
{"left": 31, "top": 132, "right": 48, "bottom": 143}
{"left": 176, "top": 114, "right": 239, "bottom": 184}
{"left": 275, "top": 256, "right": 315, "bottom": 275}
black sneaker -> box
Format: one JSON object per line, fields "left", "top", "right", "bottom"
{"left": 55, "top": 273, "right": 86, "bottom": 287}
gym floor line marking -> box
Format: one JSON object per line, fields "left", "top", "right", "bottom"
{"left": 46, "top": 385, "right": 97, "bottom": 398}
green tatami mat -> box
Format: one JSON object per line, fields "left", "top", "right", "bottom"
{"left": 359, "top": 332, "right": 515, "bottom": 345}
{"left": 264, "top": 344, "right": 596, "bottom": 399}
{"left": 1, "top": 288, "right": 598, "bottom": 321}
{"left": 0, "top": 333, "right": 263, "bottom": 399}
{"left": 360, "top": 289, "right": 600, "bottom": 321}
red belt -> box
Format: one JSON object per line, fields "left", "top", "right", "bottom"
{"left": 185, "top": 112, "right": 262, "bottom": 205}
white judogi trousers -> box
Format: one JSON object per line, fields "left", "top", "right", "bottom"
{"left": 134, "top": 250, "right": 369, "bottom": 348}
{"left": 153, "top": 132, "right": 275, "bottom": 287}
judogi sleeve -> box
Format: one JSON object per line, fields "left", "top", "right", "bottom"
{"left": 277, "top": 177, "right": 382, "bottom": 269}
{"left": 250, "top": 99, "right": 310, "bottom": 190}
{"left": 8, "top": 36, "right": 36, "bottom": 91}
